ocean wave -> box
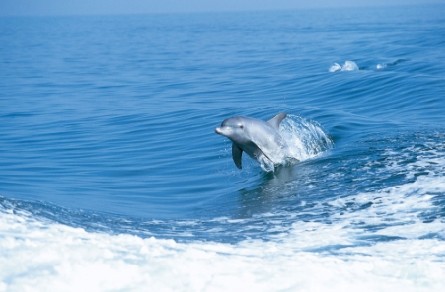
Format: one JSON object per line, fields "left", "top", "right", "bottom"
{"left": 1, "top": 132, "right": 443, "bottom": 241}
{"left": 1, "top": 173, "right": 445, "bottom": 291}
{"left": 1, "top": 130, "right": 445, "bottom": 290}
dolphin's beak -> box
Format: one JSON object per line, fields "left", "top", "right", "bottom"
{"left": 215, "top": 126, "right": 231, "bottom": 136}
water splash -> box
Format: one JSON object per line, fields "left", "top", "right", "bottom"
{"left": 252, "top": 115, "right": 332, "bottom": 172}
{"left": 376, "top": 63, "right": 387, "bottom": 70}
{"left": 330, "top": 59, "right": 408, "bottom": 72}
{"left": 280, "top": 115, "right": 334, "bottom": 162}
{"left": 329, "top": 60, "right": 359, "bottom": 72}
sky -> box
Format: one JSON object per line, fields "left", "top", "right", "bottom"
{"left": 1, "top": 0, "right": 444, "bottom": 16}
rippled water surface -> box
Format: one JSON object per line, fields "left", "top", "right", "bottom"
{"left": 1, "top": 5, "right": 445, "bottom": 290}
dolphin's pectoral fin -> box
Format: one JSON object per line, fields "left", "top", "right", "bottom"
{"left": 267, "top": 112, "right": 287, "bottom": 129}
{"left": 232, "top": 143, "right": 243, "bottom": 169}
{"left": 255, "top": 148, "right": 273, "bottom": 164}
{"left": 257, "top": 152, "right": 275, "bottom": 172}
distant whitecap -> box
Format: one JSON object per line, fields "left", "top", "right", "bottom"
{"left": 341, "top": 60, "right": 359, "bottom": 71}
{"left": 329, "top": 62, "right": 342, "bottom": 72}
{"left": 376, "top": 63, "right": 387, "bottom": 70}
{"left": 329, "top": 60, "right": 359, "bottom": 72}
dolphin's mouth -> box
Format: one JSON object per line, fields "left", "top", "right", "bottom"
{"left": 215, "top": 127, "right": 223, "bottom": 135}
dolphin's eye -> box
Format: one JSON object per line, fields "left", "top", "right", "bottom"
{"left": 239, "top": 124, "right": 244, "bottom": 129}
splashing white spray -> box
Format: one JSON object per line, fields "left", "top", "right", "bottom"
{"left": 280, "top": 114, "right": 333, "bottom": 162}
{"left": 329, "top": 60, "right": 359, "bottom": 72}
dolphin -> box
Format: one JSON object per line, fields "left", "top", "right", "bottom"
{"left": 215, "top": 112, "right": 291, "bottom": 171}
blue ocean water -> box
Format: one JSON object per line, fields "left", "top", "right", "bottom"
{"left": 1, "top": 5, "right": 445, "bottom": 290}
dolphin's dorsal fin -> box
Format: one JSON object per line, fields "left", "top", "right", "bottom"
{"left": 232, "top": 143, "right": 243, "bottom": 169}
{"left": 267, "top": 112, "right": 287, "bottom": 129}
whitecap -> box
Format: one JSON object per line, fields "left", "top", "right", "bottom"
{"left": 329, "top": 62, "right": 342, "bottom": 72}
{"left": 341, "top": 60, "right": 359, "bottom": 71}
{"left": 329, "top": 60, "right": 359, "bottom": 72}
{"left": 376, "top": 63, "right": 387, "bottom": 70}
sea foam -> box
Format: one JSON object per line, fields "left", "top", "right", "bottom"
{"left": 1, "top": 174, "right": 445, "bottom": 292}
{"left": 1, "top": 140, "right": 445, "bottom": 291}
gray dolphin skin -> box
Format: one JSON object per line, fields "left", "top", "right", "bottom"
{"left": 215, "top": 112, "right": 289, "bottom": 171}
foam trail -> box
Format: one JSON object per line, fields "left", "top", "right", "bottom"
{"left": 1, "top": 197, "right": 444, "bottom": 291}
